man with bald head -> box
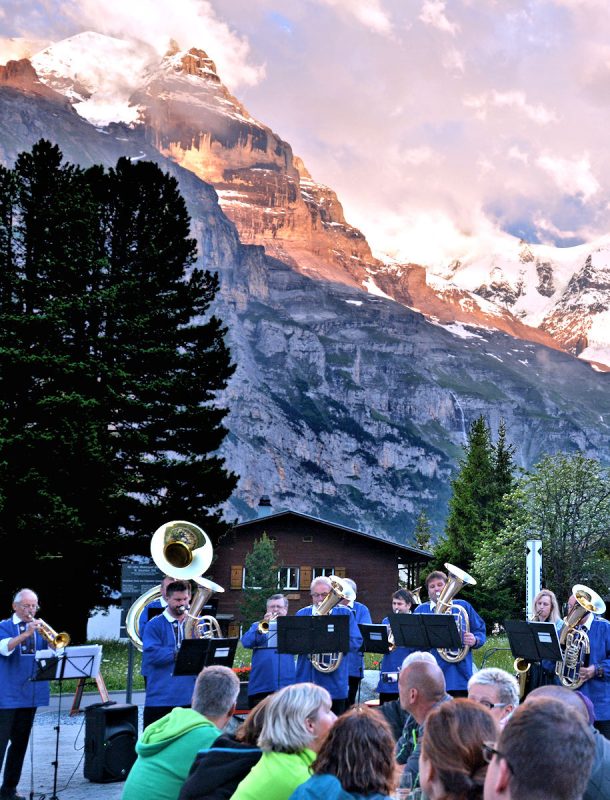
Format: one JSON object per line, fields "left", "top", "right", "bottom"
{"left": 560, "top": 590, "right": 610, "bottom": 738}
{"left": 398, "top": 657, "right": 451, "bottom": 785}
{"left": 526, "top": 685, "right": 610, "bottom": 800}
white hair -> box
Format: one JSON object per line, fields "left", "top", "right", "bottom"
{"left": 468, "top": 667, "right": 520, "bottom": 708}
{"left": 401, "top": 651, "right": 437, "bottom": 670}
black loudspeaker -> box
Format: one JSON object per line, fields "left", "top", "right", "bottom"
{"left": 84, "top": 702, "right": 138, "bottom": 783}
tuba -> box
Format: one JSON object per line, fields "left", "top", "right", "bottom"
{"left": 125, "top": 520, "right": 224, "bottom": 651}
{"left": 435, "top": 563, "right": 476, "bottom": 663}
{"left": 555, "top": 584, "right": 606, "bottom": 690}
{"left": 310, "top": 576, "right": 349, "bottom": 674}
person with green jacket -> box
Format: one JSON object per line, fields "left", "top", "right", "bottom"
{"left": 121, "top": 665, "right": 240, "bottom": 800}
{"left": 231, "top": 683, "right": 336, "bottom": 800}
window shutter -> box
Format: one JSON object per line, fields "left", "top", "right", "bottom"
{"left": 300, "top": 565, "right": 312, "bottom": 589}
{"left": 228, "top": 622, "right": 240, "bottom": 638}
{"left": 334, "top": 567, "right": 346, "bottom": 578}
{"left": 230, "top": 565, "right": 243, "bottom": 590}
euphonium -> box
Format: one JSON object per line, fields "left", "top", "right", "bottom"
{"left": 258, "top": 613, "right": 279, "bottom": 634}
{"left": 435, "top": 563, "right": 476, "bottom": 664}
{"left": 310, "top": 576, "right": 349, "bottom": 674}
{"left": 555, "top": 584, "right": 606, "bottom": 690}
{"left": 28, "top": 615, "right": 70, "bottom": 649}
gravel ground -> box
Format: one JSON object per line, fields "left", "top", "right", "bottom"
{"left": 16, "top": 671, "right": 381, "bottom": 800}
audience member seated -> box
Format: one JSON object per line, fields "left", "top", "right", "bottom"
{"left": 121, "top": 665, "right": 239, "bottom": 800}
{"left": 390, "top": 652, "right": 443, "bottom": 760}
{"left": 231, "top": 682, "right": 336, "bottom": 800}
{"left": 483, "top": 697, "right": 595, "bottom": 800}
{"left": 289, "top": 705, "right": 398, "bottom": 800}
{"left": 468, "top": 668, "right": 519, "bottom": 728}
{"left": 397, "top": 657, "right": 452, "bottom": 786}
{"left": 419, "top": 699, "right": 497, "bottom": 800}
{"left": 178, "top": 694, "right": 272, "bottom": 800}
{"left": 525, "top": 685, "right": 610, "bottom": 800}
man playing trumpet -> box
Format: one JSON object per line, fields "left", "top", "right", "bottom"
{"left": 240, "top": 594, "right": 295, "bottom": 709}
{"left": 0, "top": 589, "right": 52, "bottom": 800}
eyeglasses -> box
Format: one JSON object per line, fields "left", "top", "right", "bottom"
{"left": 482, "top": 741, "right": 513, "bottom": 774}
{"left": 18, "top": 604, "right": 39, "bottom": 611}
{"left": 476, "top": 699, "right": 508, "bottom": 711}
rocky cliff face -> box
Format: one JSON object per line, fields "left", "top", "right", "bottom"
{"left": 2, "top": 39, "right": 610, "bottom": 542}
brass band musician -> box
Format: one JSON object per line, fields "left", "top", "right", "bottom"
{"left": 0, "top": 589, "right": 52, "bottom": 800}
{"left": 561, "top": 590, "right": 610, "bottom": 738}
{"left": 240, "top": 594, "right": 296, "bottom": 709}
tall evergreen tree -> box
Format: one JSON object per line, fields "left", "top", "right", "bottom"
{"left": 412, "top": 510, "right": 434, "bottom": 552}
{"left": 0, "top": 141, "right": 237, "bottom": 640}
{"left": 239, "top": 534, "right": 282, "bottom": 628}
{"left": 435, "top": 415, "right": 495, "bottom": 568}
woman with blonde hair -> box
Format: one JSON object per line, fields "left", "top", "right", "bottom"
{"left": 418, "top": 698, "right": 496, "bottom": 800}
{"left": 526, "top": 588, "right": 562, "bottom": 694}
{"left": 531, "top": 589, "right": 561, "bottom": 626}
{"left": 231, "top": 682, "right": 336, "bottom": 800}
{"left": 289, "top": 705, "right": 398, "bottom": 799}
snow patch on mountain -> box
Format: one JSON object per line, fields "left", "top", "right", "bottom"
{"left": 31, "top": 32, "right": 156, "bottom": 126}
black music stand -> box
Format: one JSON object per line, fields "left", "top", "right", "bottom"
{"left": 387, "top": 612, "right": 463, "bottom": 651}
{"left": 173, "top": 637, "right": 238, "bottom": 676}
{"left": 503, "top": 620, "right": 562, "bottom": 664}
{"left": 359, "top": 623, "right": 391, "bottom": 655}
{"left": 34, "top": 646, "right": 102, "bottom": 800}
{"left": 277, "top": 615, "right": 350, "bottom": 657}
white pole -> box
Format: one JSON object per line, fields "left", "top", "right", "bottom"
{"left": 525, "top": 539, "right": 542, "bottom": 618}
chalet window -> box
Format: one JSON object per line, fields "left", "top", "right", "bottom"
{"left": 278, "top": 566, "right": 300, "bottom": 590}
{"left": 230, "top": 565, "right": 244, "bottom": 590}
{"left": 312, "top": 566, "right": 335, "bottom": 578}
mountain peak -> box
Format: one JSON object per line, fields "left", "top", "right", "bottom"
{"left": 161, "top": 45, "right": 220, "bottom": 84}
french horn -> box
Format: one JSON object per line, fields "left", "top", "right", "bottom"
{"left": 125, "top": 520, "right": 224, "bottom": 651}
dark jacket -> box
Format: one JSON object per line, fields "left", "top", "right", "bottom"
{"left": 177, "top": 732, "right": 262, "bottom": 800}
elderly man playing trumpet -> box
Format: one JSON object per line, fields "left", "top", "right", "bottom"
{"left": 241, "top": 594, "right": 296, "bottom": 709}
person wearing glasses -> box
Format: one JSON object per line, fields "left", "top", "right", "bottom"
{"left": 467, "top": 668, "right": 519, "bottom": 728}
{"left": 0, "top": 589, "right": 51, "bottom": 800}
{"left": 295, "top": 577, "right": 363, "bottom": 716}
{"left": 482, "top": 698, "right": 595, "bottom": 800}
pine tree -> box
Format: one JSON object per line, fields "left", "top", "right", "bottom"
{"left": 435, "top": 415, "right": 495, "bottom": 568}
{"left": 239, "top": 533, "right": 282, "bottom": 628}
{"left": 412, "top": 510, "right": 434, "bottom": 551}
{"left": 0, "top": 141, "right": 237, "bottom": 640}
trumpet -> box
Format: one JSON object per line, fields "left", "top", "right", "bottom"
{"left": 28, "top": 615, "right": 70, "bottom": 649}
{"left": 257, "top": 613, "right": 279, "bottom": 634}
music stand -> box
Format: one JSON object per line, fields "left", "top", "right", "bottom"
{"left": 388, "top": 613, "right": 463, "bottom": 651}
{"left": 173, "top": 637, "right": 238, "bottom": 676}
{"left": 276, "top": 615, "right": 350, "bottom": 656}
{"left": 503, "top": 620, "right": 562, "bottom": 663}
{"left": 35, "top": 646, "right": 102, "bottom": 800}
{"left": 359, "top": 623, "right": 391, "bottom": 655}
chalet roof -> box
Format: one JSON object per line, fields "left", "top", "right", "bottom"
{"left": 234, "top": 509, "right": 433, "bottom": 560}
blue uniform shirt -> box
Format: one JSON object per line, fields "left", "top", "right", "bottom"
{"left": 241, "top": 621, "right": 296, "bottom": 695}
{"left": 0, "top": 615, "right": 50, "bottom": 708}
{"left": 413, "top": 599, "right": 486, "bottom": 691}
{"left": 141, "top": 611, "right": 196, "bottom": 707}
{"left": 294, "top": 605, "right": 363, "bottom": 700}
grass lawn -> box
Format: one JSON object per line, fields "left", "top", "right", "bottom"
{"left": 53, "top": 635, "right": 516, "bottom": 696}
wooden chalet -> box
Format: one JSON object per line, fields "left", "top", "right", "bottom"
{"left": 210, "top": 503, "right": 433, "bottom": 635}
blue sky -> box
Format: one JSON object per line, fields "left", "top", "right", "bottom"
{"left": 3, "top": 0, "right": 610, "bottom": 266}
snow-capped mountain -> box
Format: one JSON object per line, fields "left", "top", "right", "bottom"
{"left": 2, "top": 32, "right": 610, "bottom": 537}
